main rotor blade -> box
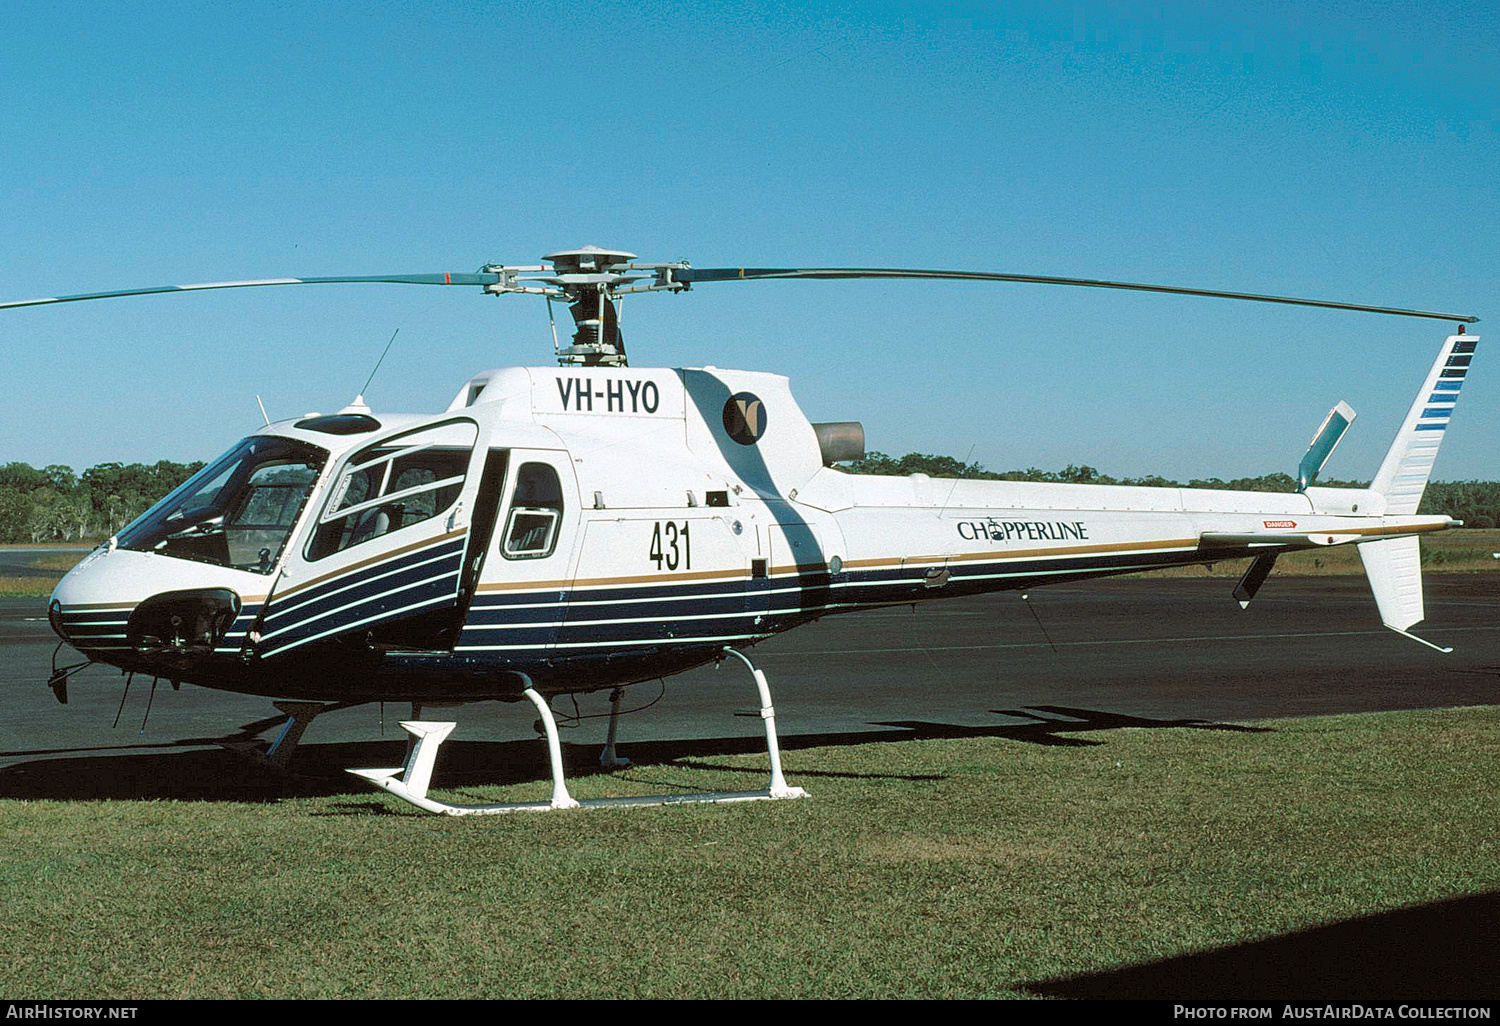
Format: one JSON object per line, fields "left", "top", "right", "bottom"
{"left": 674, "top": 267, "right": 1479, "bottom": 324}
{"left": 0, "top": 273, "right": 502, "bottom": 311}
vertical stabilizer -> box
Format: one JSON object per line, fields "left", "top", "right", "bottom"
{"left": 1356, "top": 332, "right": 1474, "bottom": 654}
{"left": 1357, "top": 535, "right": 1451, "bottom": 652}
{"left": 1357, "top": 536, "right": 1424, "bottom": 631}
{"left": 1370, "top": 334, "right": 1478, "bottom": 514}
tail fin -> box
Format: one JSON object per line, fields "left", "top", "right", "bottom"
{"left": 1370, "top": 333, "right": 1478, "bottom": 514}
{"left": 1357, "top": 536, "right": 1451, "bottom": 650}
{"left": 1358, "top": 332, "right": 1477, "bottom": 653}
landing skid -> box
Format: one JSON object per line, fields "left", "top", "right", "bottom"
{"left": 348, "top": 648, "right": 808, "bottom": 815}
{"left": 598, "top": 686, "right": 631, "bottom": 770}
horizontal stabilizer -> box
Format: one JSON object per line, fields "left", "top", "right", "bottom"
{"left": 1200, "top": 531, "right": 1358, "bottom": 550}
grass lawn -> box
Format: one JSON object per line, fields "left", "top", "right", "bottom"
{"left": 0, "top": 706, "right": 1495, "bottom": 999}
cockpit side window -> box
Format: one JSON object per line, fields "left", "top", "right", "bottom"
{"left": 307, "top": 420, "right": 477, "bottom": 561}
{"left": 501, "top": 462, "right": 564, "bottom": 559}
{"left": 224, "top": 463, "right": 321, "bottom": 571}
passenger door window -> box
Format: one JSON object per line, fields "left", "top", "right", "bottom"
{"left": 308, "top": 420, "right": 478, "bottom": 561}
{"left": 501, "top": 462, "right": 564, "bottom": 559}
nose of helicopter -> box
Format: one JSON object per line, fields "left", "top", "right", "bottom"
{"left": 49, "top": 547, "right": 258, "bottom": 673}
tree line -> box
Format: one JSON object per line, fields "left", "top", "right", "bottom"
{"left": 0, "top": 460, "right": 205, "bottom": 544}
{"left": 3, "top": 451, "right": 1497, "bottom": 545}
{"left": 843, "top": 452, "right": 1500, "bottom": 529}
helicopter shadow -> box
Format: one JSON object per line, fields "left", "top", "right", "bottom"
{"left": 871, "top": 704, "right": 1272, "bottom": 749}
{"left": 0, "top": 705, "right": 1266, "bottom": 803}
{"left": 1022, "top": 890, "right": 1500, "bottom": 999}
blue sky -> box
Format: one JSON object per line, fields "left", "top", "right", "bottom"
{"left": 2, "top": 2, "right": 1496, "bottom": 483}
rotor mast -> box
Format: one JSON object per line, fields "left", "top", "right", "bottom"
{"left": 480, "top": 246, "right": 691, "bottom": 368}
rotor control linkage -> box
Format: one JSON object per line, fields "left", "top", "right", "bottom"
{"left": 347, "top": 659, "right": 807, "bottom": 815}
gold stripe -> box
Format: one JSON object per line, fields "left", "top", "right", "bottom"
{"left": 1322, "top": 522, "right": 1449, "bottom": 538}
{"left": 450, "top": 523, "right": 1454, "bottom": 597}
{"left": 843, "top": 537, "right": 1201, "bottom": 572}
{"left": 63, "top": 593, "right": 267, "bottom": 613}
{"left": 769, "top": 561, "right": 830, "bottom": 575}
{"left": 477, "top": 566, "right": 748, "bottom": 593}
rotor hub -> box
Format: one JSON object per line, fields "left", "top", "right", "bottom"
{"left": 542, "top": 245, "right": 638, "bottom": 275}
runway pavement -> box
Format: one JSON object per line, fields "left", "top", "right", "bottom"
{"left": 2, "top": 573, "right": 1497, "bottom": 798}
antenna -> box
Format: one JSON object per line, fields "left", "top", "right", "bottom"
{"left": 360, "top": 328, "right": 401, "bottom": 397}
{"left": 937, "top": 444, "right": 978, "bottom": 518}
{"left": 255, "top": 394, "right": 270, "bottom": 427}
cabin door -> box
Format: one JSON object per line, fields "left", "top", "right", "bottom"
{"left": 453, "top": 449, "right": 581, "bottom": 659}
{"left": 257, "top": 419, "right": 484, "bottom": 658}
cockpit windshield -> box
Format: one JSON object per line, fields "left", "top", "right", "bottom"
{"left": 117, "top": 437, "right": 328, "bottom": 574}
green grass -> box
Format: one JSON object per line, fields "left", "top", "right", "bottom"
{"left": 27, "top": 554, "right": 87, "bottom": 572}
{"left": 0, "top": 552, "right": 85, "bottom": 596}
{"left": 0, "top": 576, "right": 63, "bottom": 597}
{"left": 0, "top": 706, "right": 1495, "bottom": 999}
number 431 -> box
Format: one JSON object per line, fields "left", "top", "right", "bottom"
{"left": 649, "top": 521, "right": 691, "bottom": 570}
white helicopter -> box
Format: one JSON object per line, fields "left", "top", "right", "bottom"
{"left": 4, "top": 247, "right": 1480, "bottom": 815}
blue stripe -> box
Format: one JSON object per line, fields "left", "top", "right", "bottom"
{"left": 1434, "top": 381, "right": 1462, "bottom": 391}
{"left": 464, "top": 546, "right": 1205, "bottom": 644}
{"left": 263, "top": 550, "right": 461, "bottom": 630}
{"left": 265, "top": 564, "right": 459, "bottom": 636}
{"left": 1415, "top": 424, "right": 1447, "bottom": 431}
{"left": 553, "top": 616, "right": 768, "bottom": 645}
{"left": 1428, "top": 394, "right": 1457, "bottom": 404}
{"left": 475, "top": 576, "right": 756, "bottom": 607}
{"left": 257, "top": 537, "right": 467, "bottom": 654}
{"left": 261, "top": 573, "right": 459, "bottom": 652}
{"left": 452, "top": 546, "right": 1244, "bottom": 655}
{"left": 1421, "top": 408, "right": 1453, "bottom": 419}
{"left": 469, "top": 591, "right": 752, "bottom": 626}
{"left": 456, "top": 626, "right": 557, "bottom": 648}
{"left": 271, "top": 538, "right": 465, "bottom": 615}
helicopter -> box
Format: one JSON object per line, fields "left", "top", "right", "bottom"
{"left": 4, "top": 246, "right": 1480, "bottom": 814}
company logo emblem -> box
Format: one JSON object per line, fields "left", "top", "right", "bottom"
{"left": 1263, "top": 520, "right": 1297, "bottom": 529}
{"left": 723, "top": 392, "right": 767, "bottom": 445}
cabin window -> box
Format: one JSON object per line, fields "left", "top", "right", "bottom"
{"left": 307, "top": 420, "right": 477, "bottom": 560}
{"left": 501, "top": 462, "right": 564, "bottom": 559}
